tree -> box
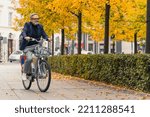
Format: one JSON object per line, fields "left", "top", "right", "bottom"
{"left": 13, "top": 0, "right": 146, "bottom": 55}
{"left": 146, "top": 0, "right": 150, "bottom": 53}
{"left": 104, "top": 1, "right": 110, "bottom": 54}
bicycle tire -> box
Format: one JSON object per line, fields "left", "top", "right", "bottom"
{"left": 22, "top": 75, "right": 32, "bottom": 90}
{"left": 36, "top": 60, "right": 51, "bottom": 92}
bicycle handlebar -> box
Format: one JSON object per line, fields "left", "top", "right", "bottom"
{"left": 28, "top": 38, "right": 42, "bottom": 42}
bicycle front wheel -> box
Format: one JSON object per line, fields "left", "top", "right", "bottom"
{"left": 36, "top": 60, "right": 51, "bottom": 92}
{"left": 22, "top": 75, "right": 32, "bottom": 90}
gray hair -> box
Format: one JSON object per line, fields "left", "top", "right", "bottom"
{"left": 30, "top": 13, "right": 38, "bottom": 19}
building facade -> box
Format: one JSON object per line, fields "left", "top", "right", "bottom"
{"left": 56, "top": 33, "right": 136, "bottom": 55}
{"left": 0, "top": 0, "right": 20, "bottom": 62}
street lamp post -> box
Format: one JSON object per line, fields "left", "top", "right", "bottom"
{"left": 111, "top": 34, "right": 115, "bottom": 54}
{"left": 52, "top": 31, "right": 54, "bottom": 56}
{"left": 134, "top": 32, "right": 138, "bottom": 54}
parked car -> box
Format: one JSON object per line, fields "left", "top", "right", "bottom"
{"left": 74, "top": 50, "right": 94, "bottom": 55}
{"left": 81, "top": 50, "right": 94, "bottom": 54}
{"left": 9, "top": 50, "right": 23, "bottom": 62}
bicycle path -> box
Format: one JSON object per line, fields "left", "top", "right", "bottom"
{"left": 0, "top": 62, "right": 150, "bottom": 100}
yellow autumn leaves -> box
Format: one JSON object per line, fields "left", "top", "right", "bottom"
{"left": 13, "top": 0, "right": 146, "bottom": 42}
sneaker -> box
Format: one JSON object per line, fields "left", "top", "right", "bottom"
{"left": 21, "top": 73, "right": 27, "bottom": 80}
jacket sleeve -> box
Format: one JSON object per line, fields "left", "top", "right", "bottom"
{"left": 41, "top": 25, "right": 48, "bottom": 41}
{"left": 22, "top": 22, "right": 28, "bottom": 38}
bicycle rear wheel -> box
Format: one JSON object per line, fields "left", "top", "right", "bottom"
{"left": 22, "top": 75, "right": 32, "bottom": 90}
{"left": 36, "top": 60, "right": 51, "bottom": 92}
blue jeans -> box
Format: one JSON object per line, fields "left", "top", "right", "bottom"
{"left": 23, "top": 45, "right": 36, "bottom": 74}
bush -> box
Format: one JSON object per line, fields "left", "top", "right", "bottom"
{"left": 48, "top": 54, "right": 150, "bottom": 92}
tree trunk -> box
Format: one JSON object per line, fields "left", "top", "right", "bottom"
{"left": 78, "top": 12, "right": 82, "bottom": 54}
{"left": 61, "top": 29, "right": 65, "bottom": 55}
{"left": 134, "top": 33, "right": 138, "bottom": 54}
{"left": 146, "top": 0, "right": 150, "bottom": 53}
{"left": 104, "top": 3, "right": 110, "bottom": 54}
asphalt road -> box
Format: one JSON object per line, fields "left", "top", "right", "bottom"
{"left": 0, "top": 62, "right": 150, "bottom": 100}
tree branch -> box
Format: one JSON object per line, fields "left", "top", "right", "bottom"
{"left": 66, "top": 7, "right": 79, "bottom": 17}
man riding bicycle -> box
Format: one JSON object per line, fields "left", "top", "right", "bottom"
{"left": 20, "top": 13, "right": 51, "bottom": 80}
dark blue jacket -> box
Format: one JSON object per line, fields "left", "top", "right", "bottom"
{"left": 20, "top": 22, "right": 48, "bottom": 50}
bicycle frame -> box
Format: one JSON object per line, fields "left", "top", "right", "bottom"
{"left": 31, "top": 44, "right": 50, "bottom": 78}
{"left": 32, "top": 56, "right": 44, "bottom": 78}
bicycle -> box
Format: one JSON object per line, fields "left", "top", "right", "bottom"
{"left": 21, "top": 38, "right": 51, "bottom": 92}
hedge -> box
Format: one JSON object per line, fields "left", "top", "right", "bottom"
{"left": 48, "top": 54, "right": 150, "bottom": 92}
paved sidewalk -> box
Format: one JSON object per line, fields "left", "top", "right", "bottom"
{"left": 0, "top": 62, "right": 150, "bottom": 100}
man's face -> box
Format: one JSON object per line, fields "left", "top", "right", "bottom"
{"left": 30, "top": 15, "right": 39, "bottom": 25}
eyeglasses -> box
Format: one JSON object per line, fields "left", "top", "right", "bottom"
{"left": 31, "top": 18, "right": 40, "bottom": 20}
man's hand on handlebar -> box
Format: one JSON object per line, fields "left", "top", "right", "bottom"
{"left": 48, "top": 38, "right": 52, "bottom": 42}
{"left": 25, "top": 36, "right": 31, "bottom": 40}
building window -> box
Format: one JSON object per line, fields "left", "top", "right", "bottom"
{"left": 0, "top": 11, "right": 1, "bottom": 24}
{"left": 8, "top": 12, "right": 13, "bottom": 26}
{"left": 99, "top": 43, "right": 104, "bottom": 53}
{"left": 88, "top": 43, "right": 93, "bottom": 51}
{"left": 8, "top": 33, "right": 13, "bottom": 39}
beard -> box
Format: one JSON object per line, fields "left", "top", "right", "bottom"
{"left": 33, "top": 21, "right": 39, "bottom": 25}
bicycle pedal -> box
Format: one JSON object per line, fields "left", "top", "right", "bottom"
{"left": 26, "top": 75, "right": 32, "bottom": 81}
{"left": 31, "top": 78, "right": 35, "bottom": 82}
